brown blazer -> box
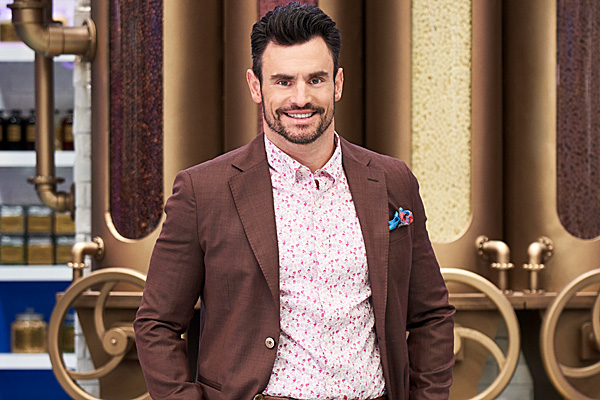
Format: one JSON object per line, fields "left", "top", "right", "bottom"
{"left": 134, "top": 134, "right": 455, "bottom": 400}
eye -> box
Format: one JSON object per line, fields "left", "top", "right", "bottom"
{"left": 276, "top": 80, "right": 291, "bottom": 86}
{"left": 309, "top": 77, "right": 324, "bottom": 85}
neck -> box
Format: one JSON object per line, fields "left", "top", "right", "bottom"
{"left": 264, "top": 127, "right": 336, "bottom": 173}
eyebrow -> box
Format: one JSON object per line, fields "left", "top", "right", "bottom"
{"left": 269, "top": 71, "right": 330, "bottom": 81}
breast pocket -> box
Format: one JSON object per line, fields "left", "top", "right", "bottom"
{"left": 389, "top": 225, "right": 411, "bottom": 244}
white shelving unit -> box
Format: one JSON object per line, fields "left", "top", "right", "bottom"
{"left": 0, "top": 42, "right": 75, "bottom": 63}
{"left": 0, "top": 353, "right": 76, "bottom": 370}
{"left": 0, "top": 7, "right": 77, "bottom": 392}
{"left": 0, "top": 148, "right": 74, "bottom": 372}
{"left": 0, "top": 150, "right": 75, "bottom": 168}
{"left": 0, "top": 265, "right": 72, "bottom": 281}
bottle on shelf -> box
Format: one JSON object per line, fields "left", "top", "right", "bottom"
{"left": 6, "top": 109, "right": 24, "bottom": 150}
{"left": 24, "top": 109, "right": 36, "bottom": 150}
{"left": 54, "top": 109, "right": 63, "bottom": 150}
{"left": 61, "top": 109, "right": 74, "bottom": 151}
{"left": 0, "top": 109, "right": 6, "bottom": 150}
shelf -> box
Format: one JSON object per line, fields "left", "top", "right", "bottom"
{"left": 0, "top": 353, "right": 76, "bottom": 370}
{"left": 0, "top": 42, "right": 75, "bottom": 63}
{"left": 0, "top": 151, "right": 74, "bottom": 167}
{"left": 0, "top": 265, "right": 72, "bottom": 282}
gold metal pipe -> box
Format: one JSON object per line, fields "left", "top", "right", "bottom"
{"left": 477, "top": 236, "right": 514, "bottom": 292}
{"left": 28, "top": 52, "right": 74, "bottom": 213}
{"left": 9, "top": 0, "right": 96, "bottom": 60}
{"left": 68, "top": 237, "right": 105, "bottom": 281}
{"left": 523, "top": 236, "right": 553, "bottom": 293}
{"left": 9, "top": 0, "right": 96, "bottom": 215}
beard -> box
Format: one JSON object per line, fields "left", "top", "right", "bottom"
{"left": 262, "top": 101, "right": 334, "bottom": 145}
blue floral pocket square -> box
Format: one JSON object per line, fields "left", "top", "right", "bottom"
{"left": 388, "top": 207, "right": 413, "bottom": 231}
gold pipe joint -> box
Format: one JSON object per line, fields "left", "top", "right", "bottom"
{"left": 68, "top": 237, "right": 105, "bottom": 281}
{"left": 523, "top": 236, "right": 553, "bottom": 293}
{"left": 476, "top": 236, "right": 514, "bottom": 292}
{"left": 9, "top": 0, "right": 96, "bottom": 60}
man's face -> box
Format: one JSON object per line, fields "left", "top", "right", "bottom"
{"left": 247, "top": 37, "right": 343, "bottom": 146}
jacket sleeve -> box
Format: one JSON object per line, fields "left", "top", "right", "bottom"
{"left": 134, "top": 170, "right": 204, "bottom": 399}
{"left": 405, "top": 167, "right": 455, "bottom": 399}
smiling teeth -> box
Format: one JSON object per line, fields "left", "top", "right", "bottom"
{"left": 287, "top": 112, "right": 314, "bottom": 118}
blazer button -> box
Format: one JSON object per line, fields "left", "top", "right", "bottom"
{"left": 253, "top": 395, "right": 264, "bottom": 400}
{"left": 265, "top": 337, "right": 276, "bottom": 349}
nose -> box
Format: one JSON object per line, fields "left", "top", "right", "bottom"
{"left": 290, "top": 81, "right": 311, "bottom": 107}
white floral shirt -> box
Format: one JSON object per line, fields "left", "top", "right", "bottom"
{"left": 263, "top": 134, "right": 386, "bottom": 400}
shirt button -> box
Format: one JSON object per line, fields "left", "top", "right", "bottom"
{"left": 253, "top": 395, "right": 264, "bottom": 400}
{"left": 265, "top": 337, "right": 276, "bottom": 349}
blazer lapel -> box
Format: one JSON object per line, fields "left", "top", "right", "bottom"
{"left": 341, "top": 139, "right": 389, "bottom": 333}
{"left": 228, "top": 135, "right": 280, "bottom": 310}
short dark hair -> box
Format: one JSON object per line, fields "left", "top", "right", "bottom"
{"left": 251, "top": 1, "right": 341, "bottom": 83}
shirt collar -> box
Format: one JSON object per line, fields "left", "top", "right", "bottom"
{"left": 264, "top": 133, "right": 344, "bottom": 186}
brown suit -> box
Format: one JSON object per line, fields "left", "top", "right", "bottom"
{"left": 134, "top": 134, "right": 455, "bottom": 400}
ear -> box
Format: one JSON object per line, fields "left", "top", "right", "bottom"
{"left": 334, "top": 67, "right": 344, "bottom": 102}
{"left": 246, "top": 69, "right": 262, "bottom": 104}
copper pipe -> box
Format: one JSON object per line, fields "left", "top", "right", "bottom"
{"left": 28, "top": 52, "right": 74, "bottom": 213}
{"left": 476, "top": 236, "right": 514, "bottom": 292}
{"left": 68, "top": 237, "right": 104, "bottom": 281}
{"left": 9, "top": 0, "right": 96, "bottom": 215}
{"left": 523, "top": 236, "right": 553, "bottom": 293}
{"left": 9, "top": 0, "right": 96, "bottom": 59}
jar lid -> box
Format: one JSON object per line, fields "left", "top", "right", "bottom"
{"left": 16, "top": 308, "right": 44, "bottom": 321}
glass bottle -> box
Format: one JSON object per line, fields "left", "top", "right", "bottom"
{"left": 62, "top": 109, "right": 74, "bottom": 151}
{"left": 0, "top": 109, "right": 6, "bottom": 150}
{"left": 6, "top": 109, "right": 24, "bottom": 150}
{"left": 54, "top": 109, "right": 63, "bottom": 150}
{"left": 24, "top": 109, "right": 36, "bottom": 150}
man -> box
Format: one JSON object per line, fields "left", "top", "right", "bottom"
{"left": 134, "top": 2, "right": 455, "bottom": 399}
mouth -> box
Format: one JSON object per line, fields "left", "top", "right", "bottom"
{"left": 283, "top": 111, "right": 316, "bottom": 119}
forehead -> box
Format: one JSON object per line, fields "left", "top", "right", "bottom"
{"left": 261, "top": 37, "right": 334, "bottom": 77}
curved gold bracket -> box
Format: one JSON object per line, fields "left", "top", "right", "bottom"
{"left": 442, "top": 267, "right": 521, "bottom": 400}
{"left": 540, "top": 268, "right": 600, "bottom": 400}
{"left": 48, "top": 268, "right": 150, "bottom": 400}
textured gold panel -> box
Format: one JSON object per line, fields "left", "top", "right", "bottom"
{"left": 411, "top": 0, "right": 472, "bottom": 243}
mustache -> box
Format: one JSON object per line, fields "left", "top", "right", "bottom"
{"left": 276, "top": 104, "right": 325, "bottom": 117}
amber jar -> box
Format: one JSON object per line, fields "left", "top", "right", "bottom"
{"left": 0, "top": 205, "right": 25, "bottom": 234}
{"left": 0, "top": 109, "right": 6, "bottom": 150}
{"left": 24, "top": 109, "right": 36, "bottom": 150}
{"left": 0, "top": 235, "right": 25, "bottom": 265}
{"left": 6, "top": 109, "right": 24, "bottom": 151}
{"left": 61, "top": 110, "right": 73, "bottom": 151}
{"left": 11, "top": 309, "right": 47, "bottom": 353}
